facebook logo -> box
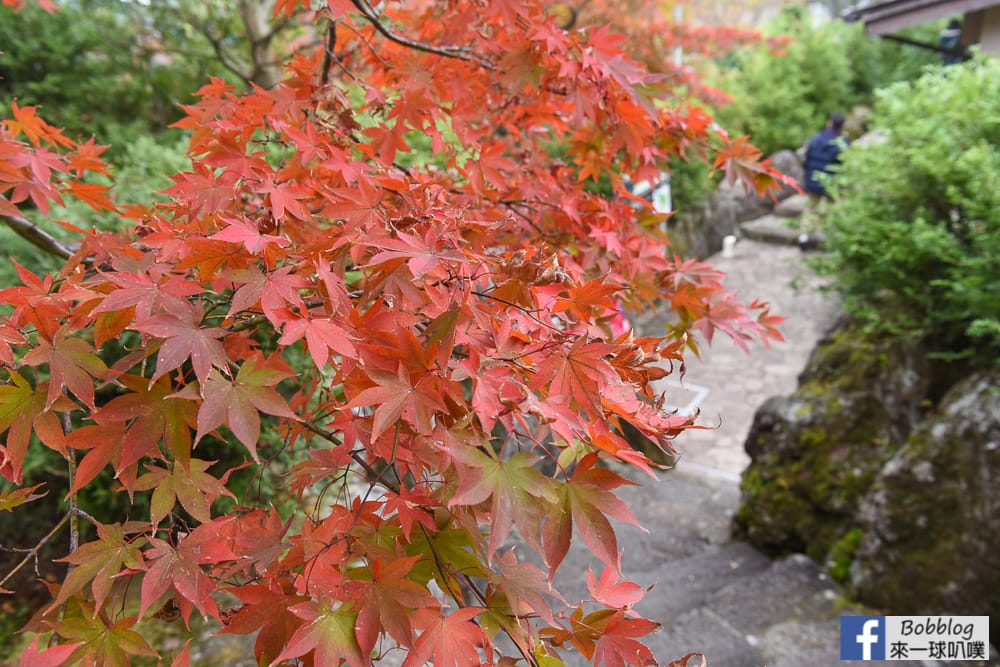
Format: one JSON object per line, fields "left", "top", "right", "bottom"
{"left": 841, "top": 616, "right": 886, "bottom": 660}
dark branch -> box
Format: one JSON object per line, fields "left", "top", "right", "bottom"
{"left": 320, "top": 20, "right": 338, "bottom": 87}
{"left": 349, "top": 0, "right": 495, "bottom": 69}
{"left": 0, "top": 513, "right": 69, "bottom": 591}
{"left": 198, "top": 25, "right": 254, "bottom": 86}
{"left": 0, "top": 213, "right": 76, "bottom": 260}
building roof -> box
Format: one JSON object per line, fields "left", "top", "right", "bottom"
{"left": 847, "top": 0, "right": 1000, "bottom": 34}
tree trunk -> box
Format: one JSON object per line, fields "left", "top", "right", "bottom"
{"left": 240, "top": 0, "right": 281, "bottom": 88}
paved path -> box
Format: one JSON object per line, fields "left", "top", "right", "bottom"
{"left": 640, "top": 237, "right": 840, "bottom": 477}
{"left": 554, "top": 234, "right": 937, "bottom": 667}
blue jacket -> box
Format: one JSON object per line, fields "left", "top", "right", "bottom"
{"left": 804, "top": 128, "right": 844, "bottom": 196}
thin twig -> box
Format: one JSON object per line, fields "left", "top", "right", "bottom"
{"left": 0, "top": 513, "right": 69, "bottom": 591}
{"left": 70, "top": 506, "right": 99, "bottom": 527}
{"left": 226, "top": 298, "right": 327, "bottom": 333}
{"left": 302, "top": 421, "right": 400, "bottom": 494}
{"left": 471, "top": 289, "right": 564, "bottom": 334}
{"left": 61, "top": 413, "right": 79, "bottom": 555}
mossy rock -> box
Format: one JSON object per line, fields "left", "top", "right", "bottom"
{"left": 734, "top": 320, "right": 938, "bottom": 560}
{"left": 736, "top": 318, "right": 998, "bottom": 638}
{"left": 850, "top": 369, "right": 1000, "bottom": 632}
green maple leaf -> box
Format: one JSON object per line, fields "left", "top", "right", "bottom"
{"left": 273, "top": 601, "right": 365, "bottom": 667}
{"left": 55, "top": 598, "right": 155, "bottom": 667}
{"left": 134, "top": 458, "right": 234, "bottom": 525}
{"left": 195, "top": 354, "right": 297, "bottom": 460}
{"left": 54, "top": 522, "right": 146, "bottom": 613}
{"left": 0, "top": 483, "right": 46, "bottom": 512}
{"left": 451, "top": 447, "right": 557, "bottom": 555}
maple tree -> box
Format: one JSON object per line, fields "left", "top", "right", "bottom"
{"left": 0, "top": 1, "right": 791, "bottom": 665}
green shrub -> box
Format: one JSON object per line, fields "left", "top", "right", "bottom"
{"left": 820, "top": 57, "right": 1000, "bottom": 363}
{"left": 0, "top": 1, "right": 219, "bottom": 154}
{"left": 713, "top": 15, "right": 941, "bottom": 155}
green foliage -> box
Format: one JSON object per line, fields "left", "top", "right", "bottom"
{"left": 827, "top": 527, "right": 864, "bottom": 582}
{"left": 713, "top": 16, "right": 941, "bottom": 155}
{"left": 668, "top": 153, "right": 715, "bottom": 222}
{"left": 0, "top": 1, "right": 214, "bottom": 154}
{"left": 820, "top": 57, "right": 1000, "bottom": 363}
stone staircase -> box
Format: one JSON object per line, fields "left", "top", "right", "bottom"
{"left": 552, "top": 465, "right": 910, "bottom": 667}
{"left": 550, "top": 203, "right": 941, "bottom": 667}
{"left": 737, "top": 193, "right": 825, "bottom": 250}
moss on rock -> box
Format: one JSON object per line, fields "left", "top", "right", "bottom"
{"left": 735, "top": 318, "right": 997, "bottom": 629}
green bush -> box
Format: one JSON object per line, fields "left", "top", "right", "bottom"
{"left": 713, "top": 15, "right": 941, "bottom": 155}
{"left": 0, "top": 1, "right": 219, "bottom": 154}
{"left": 820, "top": 57, "right": 1000, "bottom": 363}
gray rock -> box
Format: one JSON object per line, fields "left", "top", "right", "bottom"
{"left": 765, "top": 149, "right": 804, "bottom": 202}
{"left": 733, "top": 322, "right": 939, "bottom": 556}
{"left": 851, "top": 369, "right": 1000, "bottom": 629}
{"left": 773, "top": 194, "right": 809, "bottom": 218}
{"left": 734, "top": 317, "right": 998, "bottom": 647}
{"left": 740, "top": 214, "right": 803, "bottom": 246}
{"left": 673, "top": 149, "right": 805, "bottom": 259}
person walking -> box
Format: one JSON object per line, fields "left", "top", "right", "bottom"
{"left": 939, "top": 19, "right": 965, "bottom": 65}
{"left": 803, "top": 112, "right": 846, "bottom": 202}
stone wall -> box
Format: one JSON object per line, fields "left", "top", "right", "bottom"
{"left": 733, "top": 320, "right": 999, "bottom": 633}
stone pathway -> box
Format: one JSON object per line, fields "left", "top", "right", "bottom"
{"left": 556, "top": 212, "right": 937, "bottom": 667}
{"left": 640, "top": 235, "right": 839, "bottom": 477}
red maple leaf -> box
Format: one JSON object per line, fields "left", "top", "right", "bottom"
{"left": 219, "top": 582, "right": 307, "bottom": 667}
{"left": 355, "top": 555, "right": 438, "bottom": 653}
{"left": 544, "top": 454, "right": 640, "bottom": 575}
{"left": 195, "top": 354, "right": 298, "bottom": 459}
{"left": 402, "top": 607, "right": 487, "bottom": 667}
{"left": 141, "top": 535, "right": 220, "bottom": 624}
{"left": 135, "top": 306, "right": 228, "bottom": 386}
{"left": 20, "top": 329, "right": 107, "bottom": 410}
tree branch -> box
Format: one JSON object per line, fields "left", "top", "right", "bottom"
{"left": 198, "top": 24, "right": 254, "bottom": 87}
{"left": 320, "top": 20, "right": 337, "bottom": 87}
{"left": 62, "top": 413, "right": 79, "bottom": 556}
{"left": 0, "top": 213, "right": 76, "bottom": 260}
{"left": 0, "top": 513, "right": 69, "bottom": 591}
{"left": 349, "top": 0, "right": 495, "bottom": 69}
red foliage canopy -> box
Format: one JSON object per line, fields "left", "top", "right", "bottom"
{"left": 0, "top": 1, "right": 790, "bottom": 665}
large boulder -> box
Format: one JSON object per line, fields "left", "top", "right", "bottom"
{"left": 851, "top": 369, "right": 1000, "bottom": 622}
{"left": 734, "top": 320, "right": 997, "bottom": 631}
{"left": 733, "top": 323, "right": 931, "bottom": 561}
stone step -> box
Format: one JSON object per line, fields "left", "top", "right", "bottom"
{"left": 739, "top": 214, "right": 802, "bottom": 246}
{"left": 740, "top": 214, "right": 826, "bottom": 249}
{"left": 635, "top": 541, "right": 772, "bottom": 623}
{"left": 706, "top": 554, "right": 839, "bottom": 637}
{"left": 773, "top": 193, "right": 809, "bottom": 218}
